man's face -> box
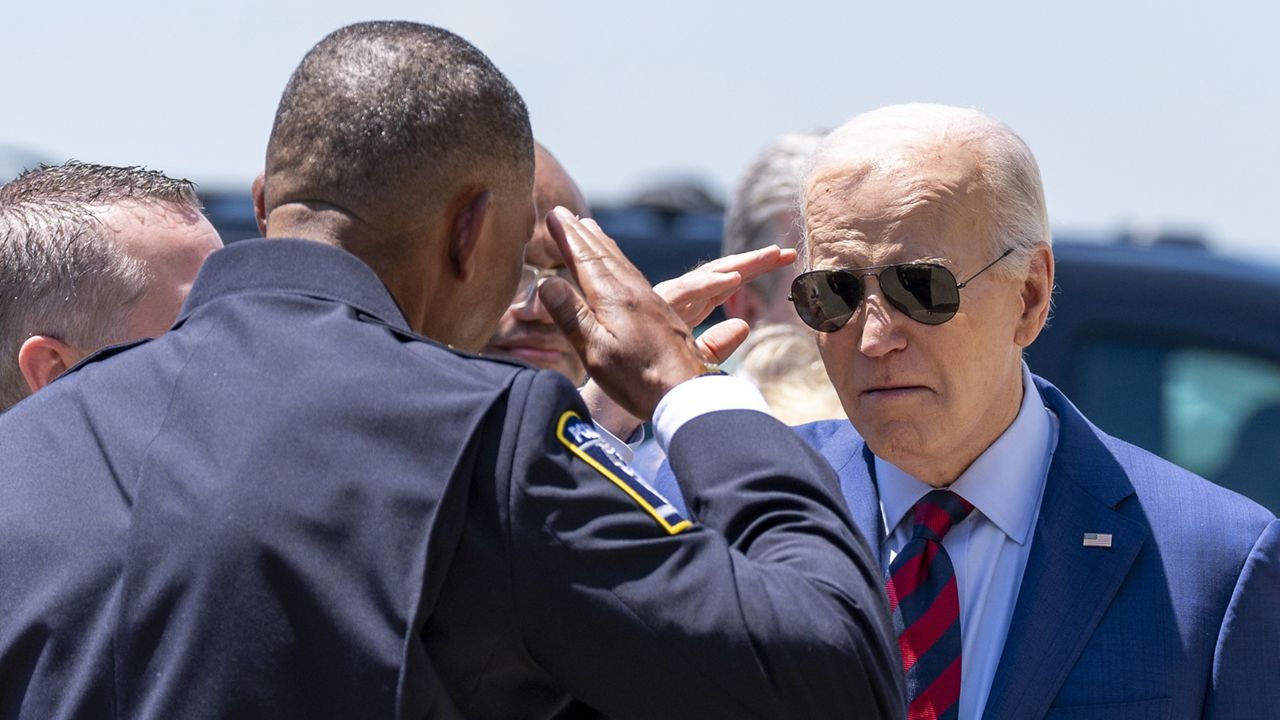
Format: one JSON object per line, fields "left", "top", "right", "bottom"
{"left": 481, "top": 150, "right": 589, "bottom": 385}
{"left": 103, "top": 201, "right": 223, "bottom": 340}
{"left": 460, "top": 171, "right": 537, "bottom": 353}
{"left": 805, "top": 157, "right": 1030, "bottom": 482}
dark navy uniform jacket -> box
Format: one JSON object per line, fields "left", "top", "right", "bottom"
{"left": 0, "top": 239, "right": 902, "bottom": 719}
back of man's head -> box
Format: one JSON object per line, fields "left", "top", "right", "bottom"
{"left": 265, "top": 21, "right": 533, "bottom": 241}
{"left": 0, "top": 161, "right": 219, "bottom": 412}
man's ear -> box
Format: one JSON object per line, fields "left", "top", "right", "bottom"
{"left": 17, "top": 335, "right": 85, "bottom": 395}
{"left": 723, "top": 286, "right": 760, "bottom": 325}
{"left": 447, "top": 189, "right": 492, "bottom": 282}
{"left": 1014, "top": 243, "right": 1055, "bottom": 348}
{"left": 251, "top": 172, "right": 268, "bottom": 235}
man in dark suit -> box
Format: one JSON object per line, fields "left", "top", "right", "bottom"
{"left": 0, "top": 22, "right": 903, "bottom": 719}
{"left": 658, "top": 102, "right": 1279, "bottom": 719}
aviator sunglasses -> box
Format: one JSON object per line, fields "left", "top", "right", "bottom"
{"left": 788, "top": 247, "right": 1014, "bottom": 331}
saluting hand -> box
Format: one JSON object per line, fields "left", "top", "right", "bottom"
{"left": 654, "top": 244, "right": 796, "bottom": 328}
{"left": 539, "top": 207, "right": 713, "bottom": 420}
{"left": 653, "top": 244, "right": 795, "bottom": 363}
{"left": 576, "top": 243, "right": 797, "bottom": 437}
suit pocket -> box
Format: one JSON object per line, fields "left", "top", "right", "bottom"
{"left": 1043, "top": 697, "right": 1171, "bottom": 720}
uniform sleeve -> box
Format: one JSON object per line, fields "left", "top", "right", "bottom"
{"left": 1206, "top": 518, "right": 1280, "bottom": 719}
{"left": 649, "top": 457, "right": 689, "bottom": 519}
{"left": 499, "top": 369, "right": 904, "bottom": 720}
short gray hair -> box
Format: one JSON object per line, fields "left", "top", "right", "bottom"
{"left": 722, "top": 131, "right": 825, "bottom": 297}
{"left": 800, "top": 104, "right": 1050, "bottom": 278}
{"left": 267, "top": 22, "right": 533, "bottom": 228}
{"left": 0, "top": 161, "right": 201, "bottom": 410}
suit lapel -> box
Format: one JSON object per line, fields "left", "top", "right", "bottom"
{"left": 845, "top": 443, "right": 884, "bottom": 549}
{"left": 981, "top": 381, "right": 1149, "bottom": 720}
{"left": 799, "top": 421, "right": 884, "bottom": 549}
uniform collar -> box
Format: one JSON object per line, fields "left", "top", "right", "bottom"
{"left": 177, "top": 238, "right": 410, "bottom": 332}
{"left": 876, "top": 362, "right": 1055, "bottom": 545}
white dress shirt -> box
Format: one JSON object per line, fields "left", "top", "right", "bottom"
{"left": 652, "top": 372, "right": 773, "bottom": 450}
{"left": 593, "top": 374, "right": 772, "bottom": 465}
{"left": 876, "top": 363, "right": 1059, "bottom": 720}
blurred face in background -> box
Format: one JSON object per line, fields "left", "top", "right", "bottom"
{"left": 482, "top": 145, "right": 590, "bottom": 385}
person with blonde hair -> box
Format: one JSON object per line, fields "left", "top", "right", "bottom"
{"left": 735, "top": 323, "right": 844, "bottom": 425}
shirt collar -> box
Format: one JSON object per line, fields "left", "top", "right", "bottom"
{"left": 876, "top": 362, "right": 1055, "bottom": 545}
{"left": 178, "top": 238, "right": 410, "bottom": 332}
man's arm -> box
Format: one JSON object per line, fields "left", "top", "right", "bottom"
{"left": 580, "top": 243, "right": 798, "bottom": 442}
{"left": 1206, "top": 518, "right": 1280, "bottom": 719}
{"left": 504, "top": 369, "right": 903, "bottom": 720}
{"left": 516, "top": 208, "right": 901, "bottom": 718}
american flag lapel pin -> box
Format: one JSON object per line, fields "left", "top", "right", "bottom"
{"left": 1083, "top": 532, "right": 1113, "bottom": 548}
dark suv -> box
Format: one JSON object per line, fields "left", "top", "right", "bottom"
{"left": 203, "top": 194, "right": 1280, "bottom": 514}
{"left": 1026, "top": 239, "right": 1280, "bottom": 514}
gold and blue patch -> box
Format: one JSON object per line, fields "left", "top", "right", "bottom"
{"left": 556, "top": 411, "right": 692, "bottom": 535}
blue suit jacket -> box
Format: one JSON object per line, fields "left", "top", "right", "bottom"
{"left": 656, "top": 375, "right": 1280, "bottom": 719}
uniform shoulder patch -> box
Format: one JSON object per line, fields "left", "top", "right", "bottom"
{"left": 556, "top": 411, "right": 691, "bottom": 535}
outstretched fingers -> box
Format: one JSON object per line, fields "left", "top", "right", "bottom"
{"left": 538, "top": 276, "right": 598, "bottom": 359}
{"left": 654, "top": 270, "right": 743, "bottom": 328}
{"left": 545, "top": 208, "right": 643, "bottom": 300}
{"left": 698, "top": 245, "right": 797, "bottom": 286}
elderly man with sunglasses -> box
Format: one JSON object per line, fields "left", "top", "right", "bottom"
{"left": 657, "top": 103, "right": 1279, "bottom": 720}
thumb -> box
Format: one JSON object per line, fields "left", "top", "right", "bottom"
{"left": 538, "top": 276, "right": 598, "bottom": 357}
{"left": 695, "top": 319, "right": 750, "bottom": 363}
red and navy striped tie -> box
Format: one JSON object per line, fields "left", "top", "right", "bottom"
{"left": 885, "top": 490, "right": 974, "bottom": 720}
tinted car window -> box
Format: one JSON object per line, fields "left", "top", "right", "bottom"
{"left": 1026, "top": 241, "right": 1280, "bottom": 514}
{"left": 1075, "top": 342, "right": 1280, "bottom": 514}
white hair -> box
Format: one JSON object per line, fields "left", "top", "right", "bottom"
{"left": 799, "top": 103, "right": 1050, "bottom": 278}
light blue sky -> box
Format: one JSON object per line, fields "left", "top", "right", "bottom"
{"left": 4, "top": 1, "right": 1277, "bottom": 259}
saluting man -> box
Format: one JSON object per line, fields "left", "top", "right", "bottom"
{"left": 0, "top": 22, "right": 904, "bottom": 719}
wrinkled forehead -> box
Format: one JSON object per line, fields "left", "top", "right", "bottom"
{"left": 803, "top": 150, "right": 992, "bottom": 269}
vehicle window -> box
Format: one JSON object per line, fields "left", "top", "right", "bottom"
{"left": 1165, "top": 350, "right": 1280, "bottom": 480}
{"left": 1075, "top": 342, "right": 1280, "bottom": 515}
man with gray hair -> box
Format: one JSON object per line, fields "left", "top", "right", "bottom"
{"left": 639, "top": 131, "right": 842, "bottom": 487}
{"left": 0, "top": 161, "right": 223, "bottom": 412}
{"left": 720, "top": 131, "right": 846, "bottom": 429}
{"left": 791, "top": 103, "right": 1278, "bottom": 719}
{"left": 661, "top": 103, "right": 1279, "bottom": 719}
{"left": 721, "top": 130, "right": 824, "bottom": 327}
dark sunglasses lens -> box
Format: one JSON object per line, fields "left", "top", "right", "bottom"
{"left": 880, "top": 264, "right": 960, "bottom": 324}
{"left": 791, "top": 271, "right": 863, "bottom": 332}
